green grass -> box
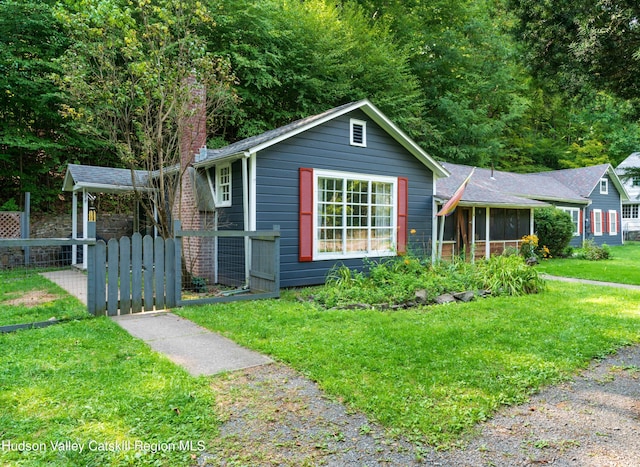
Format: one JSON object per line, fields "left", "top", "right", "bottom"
{"left": 0, "top": 318, "right": 219, "bottom": 466}
{"left": 535, "top": 241, "right": 640, "bottom": 285}
{"left": 0, "top": 269, "right": 88, "bottom": 326}
{"left": 178, "top": 282, "right": 640, "bottom": 447}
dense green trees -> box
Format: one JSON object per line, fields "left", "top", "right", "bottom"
{"left": 2, "top": 0, "right": 640, "bottom": 212}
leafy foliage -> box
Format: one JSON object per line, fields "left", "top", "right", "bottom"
{"left": 577, "top": 239, "right": 611, "bottom": 261}
{"left": 315, "top": 254, "right": 543, "bottom": 308}
{"left": 534, "top": 208, "right": 575, "bottom": 257}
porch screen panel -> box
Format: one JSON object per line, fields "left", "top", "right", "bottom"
{"left": 475, "top": 208, "right": 486, "bottom": 240}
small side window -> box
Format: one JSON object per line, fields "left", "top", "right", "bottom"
{"left": 350, "top": 119, "right": 367, "bottom": 147}
{"left": 216, "top": 163, "right": 232, "bottom": 207}
{"left": 599, "top": 178, "right": 608, "bottom": 194}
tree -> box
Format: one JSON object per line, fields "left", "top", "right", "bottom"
{"left": 203, "top": 0, "right": 425, "bottom": 143}
{"left": 0, "top": 0, "right": 112, "bottom": 212}
{"left": 534, "top": 208, "right": 574, "bottom": 257}
{"left": 55, "top": 0, "right": 237, "bottom": 236}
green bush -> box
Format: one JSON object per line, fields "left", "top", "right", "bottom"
{"left": 534, "top": 208, "right": 575, "bottom": 257}
{"left": 577, "top": 239, "right": 611, "bottom": 260}
{"left": 475, "top": 255, "right": 545, "bottom": 296}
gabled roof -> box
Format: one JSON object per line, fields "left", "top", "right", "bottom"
{"left": 194, "top": 99, "right": 449, "bottom": 178}
{"left": 62, "top": 164, "right": 152, "bottom": 193}
{"left": 437, "top": 162, "right": 629, "bottom": 208}
{"left": 545, "top": 164, "right": 627, "bottom": 200}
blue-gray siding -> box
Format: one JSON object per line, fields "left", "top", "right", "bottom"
{"left": 583, "top": 174, "right": 623, "bottom": 246}
{"left": 252, "top": 109, "right": 435, "bottom": 287}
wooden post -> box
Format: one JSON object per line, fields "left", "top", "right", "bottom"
{"left": 87, "top": 221, "right": 96, "bottom": 315}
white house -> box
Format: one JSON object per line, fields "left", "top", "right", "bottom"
{"left": 616, "top": 152, "right": 640, "bottom": 237}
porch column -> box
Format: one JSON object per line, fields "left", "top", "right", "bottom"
{"left": 82, "top": 189, "right": 89, "bottom": 269}
{"left": 471, "top": 207, "right": 476, "bottom": 263}
{"left": 530, "top": 208, "right": 534, "bottom": 235}
{"left": 242, "top": 155, "right": 250, "bottom": 287}
{"left": 485, "top": 207, "right": 491, "bottom": 259}
{"left": 72, "top": 191, "right": 78, "bottom": 264}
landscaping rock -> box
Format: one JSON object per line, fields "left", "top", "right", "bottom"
{"left": 414, "top": 289, "right": 428, "bottom": 303}
{"left": 434, "top": 293, "right": 456, "bottom": 304}
{"left": 453, "top": 291, "right": 475, "bottom": 302}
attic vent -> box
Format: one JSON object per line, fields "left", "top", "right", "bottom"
{"left": 350, "top": 119, "right": 367, "bottom": 147}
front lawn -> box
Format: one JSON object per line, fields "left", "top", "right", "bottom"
{"left": 535, "top": 241, "right": 640, "bottom": 285}
{"left": 0, "top": 319, "right": 219, "bottom": 466}
{"left": 179, "top": 281, "right": 640, "bottom": 447}
{"left": 0, "top": 269, "right": 88, "bottom": 326}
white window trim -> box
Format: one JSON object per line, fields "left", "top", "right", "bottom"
{"left": 215, "top": 163, "right": 232, "bottom": 207}
{"left": 558, "top": 207, "right": 581, "bottom": 236}
{"left": 593, "top": 209, "right": 603, "bottom": 236}
{"left": 350, "top": 119, "right": 367, "bottom": 147}
{"left": 599, "top": 178, "right": 609, "bottom": 194}
{"left": 608, "top": 210, "right": 618, "bottom": 235}
{"left": 313, "top": 168, "right": 397, "bottom": 261}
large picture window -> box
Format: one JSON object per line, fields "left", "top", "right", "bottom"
{"left": 315, "top": 170, "right": 397, "bottom": 259}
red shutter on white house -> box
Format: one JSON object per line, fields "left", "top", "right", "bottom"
{"left": 299, "top": 168, "right": 314, "bottom": 262}
{"left": 397, "top": 177, "right": 408, "bottom": 255}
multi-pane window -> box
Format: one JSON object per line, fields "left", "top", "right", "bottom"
{"left": 623, "top": 204, "right": 639, "bottom": 219}
{"left": 216, "top": 163, "right": 231, "bottom": 207}
{"left": 316, "top": 171, "right": 395, "bottom": 258}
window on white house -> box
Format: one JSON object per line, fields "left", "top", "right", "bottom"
{"left": 315, "top": 170, "right": 396, "bottom": 259}
{"left": 215, "top": 163, "right": 232, "bottom": 207}
{"left": 350, "top": 119, "right": 367, "bottom": 147}
{"left": 593, "top": 209, "right": 603, "bottom": 236}
{"left": 608, "top": 210, "right": 618, "bottom": 235}
{"left": 633, "top": 176, "right": 640, "bottom": 187}
{"left": 623, "top": 204, "right": 639, "bottom": 219}
{"left": 559, "top": 207, "right": 580, "bottom": 236}
{"left": 599, "top": 178, "right": 609, "bottom": 194}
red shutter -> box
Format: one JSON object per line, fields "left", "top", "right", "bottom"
{"left": 299, "top": 168, "right": 314, "bottom": 262}
{"left": 591, "top": 211, "right": 595, "bottom": 234}
{"left": 578, "top": 210, "right": 583, "bottom": 234}
{"left": 603, "top": 211, "right": 609, "bottom": 233}
{"left": 397, "top": 177, "right": 408, "bottom": 255}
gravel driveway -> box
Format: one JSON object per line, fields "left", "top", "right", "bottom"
{"left": 200, "top": 345, "right": 640, "bottom": 466}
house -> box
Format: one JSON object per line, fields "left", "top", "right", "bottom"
{"left": 616, "top": 152, "right": 640, "bottom": 237}
{"left": 436, "top": 162, "right": 628, "bottom": 259}
{"left": 190, "top": 100, "right": 449, "bottom": 287}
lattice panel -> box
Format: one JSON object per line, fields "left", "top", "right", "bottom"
{"left": 0, "top": 212, "right": 21, "bottom": 238}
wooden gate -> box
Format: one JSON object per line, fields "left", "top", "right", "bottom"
{"left": 86, "top": 222, "right": 180, "bottom": 316}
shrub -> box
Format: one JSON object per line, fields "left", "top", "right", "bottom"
{"left": 577, "top": 239, "right": 611, "bottom": 260}
{"left": 534, "top": 208, "right": 574, "bottom": 257}
{"left": 475, "top": 255, "right": 545, "bottom": 296}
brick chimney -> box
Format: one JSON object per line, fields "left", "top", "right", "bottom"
{"left": 175, "top": 76, "right": 206, "bottom": 232}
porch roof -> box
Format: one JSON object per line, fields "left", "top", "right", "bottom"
{"left": 62, "top": 164, "right": 154, "bottom": 194}
{"left": 438, "top": 163, "right": 590, "bottom": 208}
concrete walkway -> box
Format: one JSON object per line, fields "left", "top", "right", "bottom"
{"left": 541, "top": 273, "right": 640, "bottom": 290}
{"left": 112, "top": 312, "right": 272, "bottom": 376}
{"left": 41, "top": 269, "right": 272, "bottom": 376}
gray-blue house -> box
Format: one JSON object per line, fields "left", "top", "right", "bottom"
{"left": 436, "top": 163, "right": 628, "bottom": 258}
{"left": 192, "top": 100, "right": 449, "bottom": 287}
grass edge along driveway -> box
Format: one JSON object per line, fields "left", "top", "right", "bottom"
{"left": 0, "top": 318, "right": 219, "bottom": 466}
{"left": 179, "top": 281, "right": 640, "bottom": 447}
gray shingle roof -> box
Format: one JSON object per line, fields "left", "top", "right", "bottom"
{"left": 63, "top": 164, "right": 150, "bottom": 193}
{"left": 437, "top": 162, "right": 601, "bottom": 208}
{"left": 193, "top": 99, "right": 449, "bottom": 178}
